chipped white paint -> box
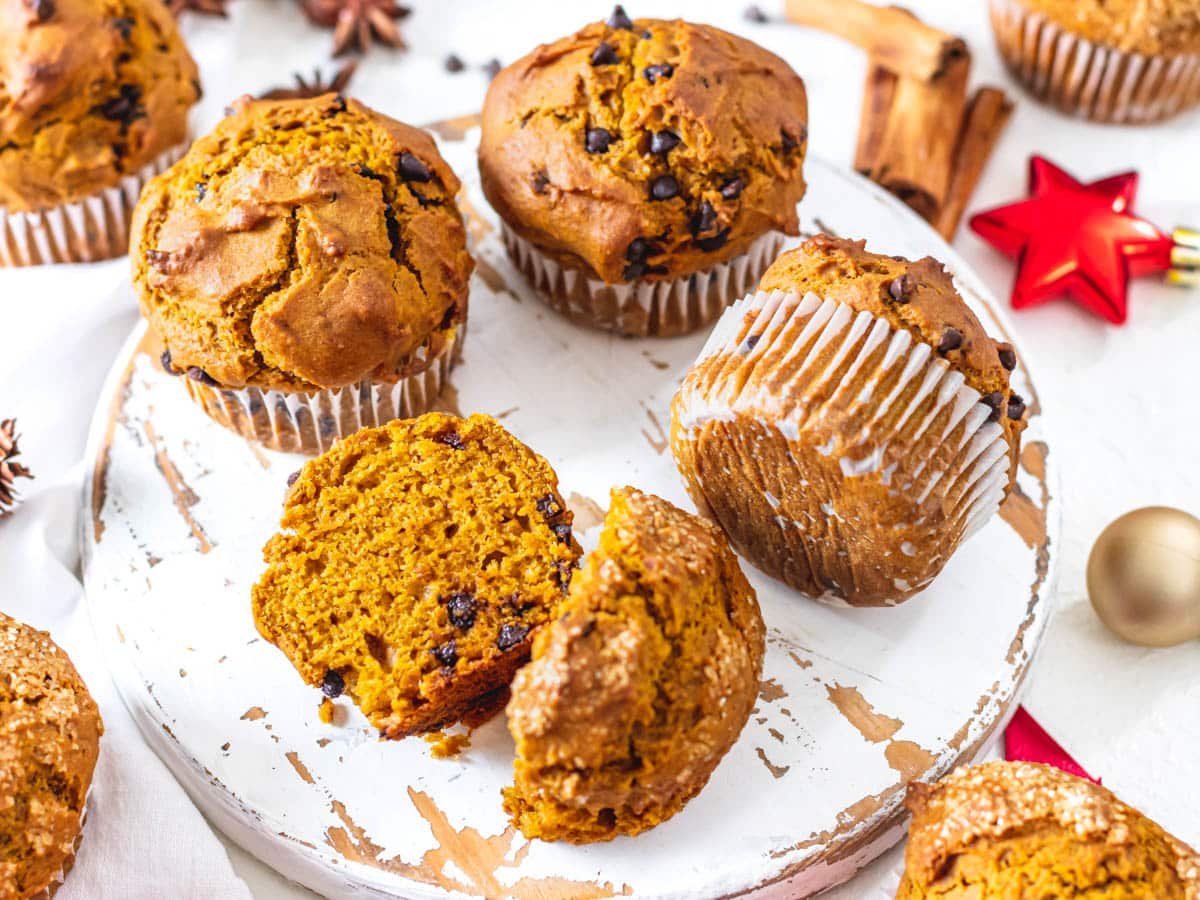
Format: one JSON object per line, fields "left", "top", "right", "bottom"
{"left": 80, "top": 149, "right": 1058, "bottom": 899}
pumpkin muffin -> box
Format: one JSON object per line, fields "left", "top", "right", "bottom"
{"left": 671, "top": 235, "right": 1025, "bottom": 607}
{"left": 131, "top": 94, "right": 473, "bottom": 454}
{"left": 1, "top": 613, "right": 103, "bottom": 900}
{"left": 504, "top": 486, "right": 764, "bottom": 843}
{"left": 899, "top": 761, "right": 1200, "bottom": 898}
{"left": 988, "top": 0, "right": 1200, "bottom": 122}
{"left": 252, "top": 413, "right": 580, "bottom": 738}
{"left": 0, "top": 0, "right": 200, "bottom": 265}
{"left": 479, "top": 7, "right": 807, "bottom": 336}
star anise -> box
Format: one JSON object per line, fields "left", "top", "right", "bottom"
{"left": 259, "top": 61, "right": 358, "bottom": 101}
{"left": 168, "top": 0, "right": 231, "bottom": 16}
{"left": 0, "top": 419, "right": 33, "bottom": 520}
{"left": 299, "top": 0, "right": 411, "bottom": 56}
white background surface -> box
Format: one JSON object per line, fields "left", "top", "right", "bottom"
{"left": 1, "top": 0, "right": 1198, "bottom": 897}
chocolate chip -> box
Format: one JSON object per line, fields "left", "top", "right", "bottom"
{"left": 641, "top": 29, "right": 652, "bottom": 39}
{"left": 720, "top": 178, "right": 745, "bottom": 202}
{"left": 286, "top": 470, "right": 301, "bottom": 486}
{"left": 444, "top": 54, "right": 465, "bottom": 73}
{"left": 439, "top": 303, "right": 458, "bottom": 331}
{"left": 531, "top": 169, "right": 550, "bottom": 195}
{"left": 321, "top": 669, "right": 345, "bottom": 699}
{"left": 356, "top": 164, "right": 380, "bottom": 181}
{"left": 553, "top": 523, "right": 572, "bottom": 544}
{"left": 743, "top": 4, "right": 768, "bottom": 22}
{"left": 160, "top": 349, "right": 179, "bottom": 375}
{"left": 591, "top": 41, "right": 619, "bottom": 66}
{"left": 937, "top": 328, "right": 963, "bottom": 355}
{"left": 585, "top": 127, "right": 613, "bottom": 154}
{"left": 580, "top": 619, "right": 597, "bottom": 637}
{"left": 695, "top": 228, "right": 730, "bottom": 252}
{"left": 781, "top": 128, "right": 800, "bottom": 153}
{"left": 998, "top": 346, "right": 1017, "bottom": 371}
{"left": 186, "top": 366, "right": 218, "bottom": 386}
{"left": 398, "top": 152, "right": 431, "bottom": 183}
{"left": 30, "top": 0, "right": 55, "bottom": 21}
{"left": 982, "top": 391, "right": 1004, "bottom": 423}
{"left": 436, "top": 430, "right": 465, "bottom": 450}
{"left": 622, "top": 261, "right": 647, "bottom": 280}
{"left": 554, "top": 560, "right": 574, "bottom": 593}
{"left": 607, "top": 4, "right": 633, "bottom": 29}
{"left": 692, "top": 200, "right": 718, "bottom": 236}
{"left": 649, "top": 174, "right": 679, "bottom": 201}
{"left": 497, "top": 623, "right": 530, "bottom": 652}
{"left": 195, "top": 182, "right": 207, "bottom": 203}
{"left": 626, "top": 237, "right": 658, "bottom": 261}
{"left": 432, "top": 640, "right": 458, "bottom": 668}
{"left": 1008, "top": 394, "right": 1026, "bottom": 420}
{"left": 112, "top": 15, "right": 133, "bottom": 38}
{"left": 537, "top": 494, "right": 564, "bottom": 519}
{"left": 649, "top": 130, "right": 680, "bottom": 155}
{"left": 446, "top": 592, "right": 477, "bottom": 630}
{"left": 742, "top": 334, "right": 761, "bottom": 352}
{"left": 482, "top": 58, "right": 502, "bottom": 79}
{"left": 329, "top": 95, "right": 347, "bottom": 115}
{"left": 888, "top": 274, "right": 911, "bottom": 303}
{"left": 94, "top": 84, "right": 144, "bottom": 132}
{"left": 643, "top": 63, "right": 673, "bottom": 83}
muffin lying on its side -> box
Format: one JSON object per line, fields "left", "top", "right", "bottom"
{"left": 252, "top": 413, "right": 580, "bottom": 738}
{"left": 899, "top": 761, "right": 1200, "bottom": 898}
{"left": 672, "top": 235, "right": 1025, "bottom": 607}
{"left": 1, "top": 613, "right": 103, "bottom": 900}
{"left": 504, "top": 486, "right": 764, "bottom": 843}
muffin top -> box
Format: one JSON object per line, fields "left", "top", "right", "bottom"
{"left": 0, "top": 0, "right": 200, "bottom": 213}
{"left": 1018, "top": 0, "right": 1200, "bottom": 55}
{"left": 479, "top": 9, "right": 807, "bottom": 284}
{"left": 758, "top": 235, "right": 1026, "bottom": 456}
{"left": 903, "top": 761, "right": 1200, "bottom": 897}
{"left": 252, "top": 413, "right": 580, "bottom": 738}
{"left": 131, "top": 94, "right": 473, "bottom": 393}
{"left": 504, "top": 486, "right": 764, "bottom": 843}
{"left": 1, "top": 613, "right": 103, "bottom": 900}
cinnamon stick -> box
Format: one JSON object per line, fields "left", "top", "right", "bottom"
{"left": 854, "top": 63, "right": 897, "bottom": 175}
{"left": 871, "top": 53, "right": 971, "bottom": 221}
{"left": 934, "top": 87, "right": 1015, "bottom": 239}
{"left": 785, "top": 0, "right": 967, "bottom": 81}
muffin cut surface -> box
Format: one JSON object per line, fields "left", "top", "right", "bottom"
{"left": 251, "top": 413, "right": 580, "bottom": 738}
{"left": 504, "top": 486, "right": 764, "bottom": 843}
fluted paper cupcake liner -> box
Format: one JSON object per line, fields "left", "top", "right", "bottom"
{"left": 0, "top": 144, "right": 187, "bottom": 268}
{"left": 989, "top": 0, "right": 1200, "bottom": 123}
{"left": 182, "top": 327, "right": 462, "bottom": 455}
{"left": 502, "top": 223, "right": 786, "bottom": 337}
{"left": 674, "top": 290, "right": 1011, "bottom": 606}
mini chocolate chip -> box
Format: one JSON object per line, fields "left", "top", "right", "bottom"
{"left": 554, "top": 560, "right": 574, "bottom": 593}
{"left": 743, "top": 4, "right": 768, "bottom": 22}
{"left": 436, "top": 430, "right": 465, "bottom": 450}
{"left": 537, "top": 494, "right": 564, "bottom": 519}
{"left": 720, "top": 176, "right": 745, "bottom": 200}
{"left": 446, "top": 592, "right": 477, "bottom": 630}
{"left": 398, "top": 152, "right": 431, "bottom": 182}
{"left": 482, "top": 58, "right": 502, "bottom": 79}
{"left": 742, "top": 334, "right": 761, "bottom": 352}
{"left": 781, "top": 128, "right": 799, "bottom": 152}
{"left": 937, "top": 327, "right": 963, "bottom": 354}
{"left": 112, "top": 15, "right": 133, "bottom": 37}
{"left": 607, "top": 4, "right": 633, "bottom": 29}
{"left": 626, "top": 237, "right": 657, "bottom": 261}
{"left": 160, "top": 349, "right": 179, "bottom": 375}
{"left": 356, "top": 164, "right": 380, "bottom": 181}
{"left": 998, "top": 346, "right": 1017, "bottom": 371}
{"left": 888, "top": 274, "right": 911, "bottom": 303}
{"left": 692, "top": 200, "right": 718, "bottom": 236}
{"left": 95, "top": 84, "right": 144, "bottom": 131}
{"left": 195, "top": 182, "right": 207, "bottom": 203}
{"left": 432, "top": 640, "right": 458, "bottom": 668}
{"left": 580, "top": 619, "right": 597, "bottom": 637}
{"left": 695, "top": 228, "right": 730, "bottom": 252}
{"left": 982, "top": 391, "right": 1005, "bottom": 423}
{"left": 591, "top": 41, "right": 619, "bottom": 66}
{"left": 186, "top": 366, "right": 218, "bottom": 386}
{"left": 1008, "top": 394, "right": 1026, "bottom": 420}
{"left": 444, "top": 54, "right": 465, "bottom": 73}
{"left": 321, "top": 669, "right": 345, "bottom": 698}
{"left": 286, "top": 470, "right": 300, "bottom": 486}
{"left": 622, "top": 261, "right": 647, "bottom": 280}
{"left": 497, "top": 623, "right": 530, "bottom": 652}
{"left": 649, "top": 174, "right": 679, "bottom": 201}
{"left": 585, "top": 127, "right": 613, "bottom": 154}
{"left": 31, "top": 0, "right": 55, "bottom": 21}
{"left": 328, "top": 95, "right": 347, "bottom": 114}
{"left": 439, "top": 303, "right": 458, "bottom": 331}
{"left": 649, "top": 130, "right": 680, "bottom": 155}
{"left": 553, "top": 523, "right": 572, "bottom": 544}
{"left": 643, "top": 63, "right": 673, "bottom": 83}
{"left": 641, "top": 28, "right": 652, "bottom": 39}
{"left": 531, "top": 169, "right": 550, "bottom": 194}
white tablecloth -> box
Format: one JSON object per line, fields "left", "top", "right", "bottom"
{"left": 1, "top": 1, "right": 1197, "bottom": 897}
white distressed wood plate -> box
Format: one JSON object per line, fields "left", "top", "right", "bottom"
{"left": 81, "top": 127, "right": 1059, "bottom": 900}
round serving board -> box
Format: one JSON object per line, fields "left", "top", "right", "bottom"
{"left": 81, "top": 126, "right": 1058, "bottom": 900}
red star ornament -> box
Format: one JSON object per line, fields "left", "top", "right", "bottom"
{"left": 970, "top": 156, "right": 1175, "bottom": 324}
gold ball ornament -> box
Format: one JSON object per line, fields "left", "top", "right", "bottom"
{"left": 1087, "top": 507, "right": 1200, "bottom": 647}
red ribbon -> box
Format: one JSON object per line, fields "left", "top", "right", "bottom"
{"left": 1004, "top": 705, "right": 1100, "bottom": 784}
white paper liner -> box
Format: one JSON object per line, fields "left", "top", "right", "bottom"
{"left": 674, "top": 290, "right": 1011, "bottom": 605}
{"left": 988, "top": 0, "right": 1200, "bottom": 123}
{"left": 0, "top": 143, "right": 186, "bottom": 267}
{"left": 502, "top": 223, "right": 787, "bottom": 337}
{"left": 182, "top": 326, "right": 462, "bottom": 455}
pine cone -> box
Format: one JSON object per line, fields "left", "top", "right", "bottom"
{"left": 0, "top": 419, "right": 33, "bottom": 520}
